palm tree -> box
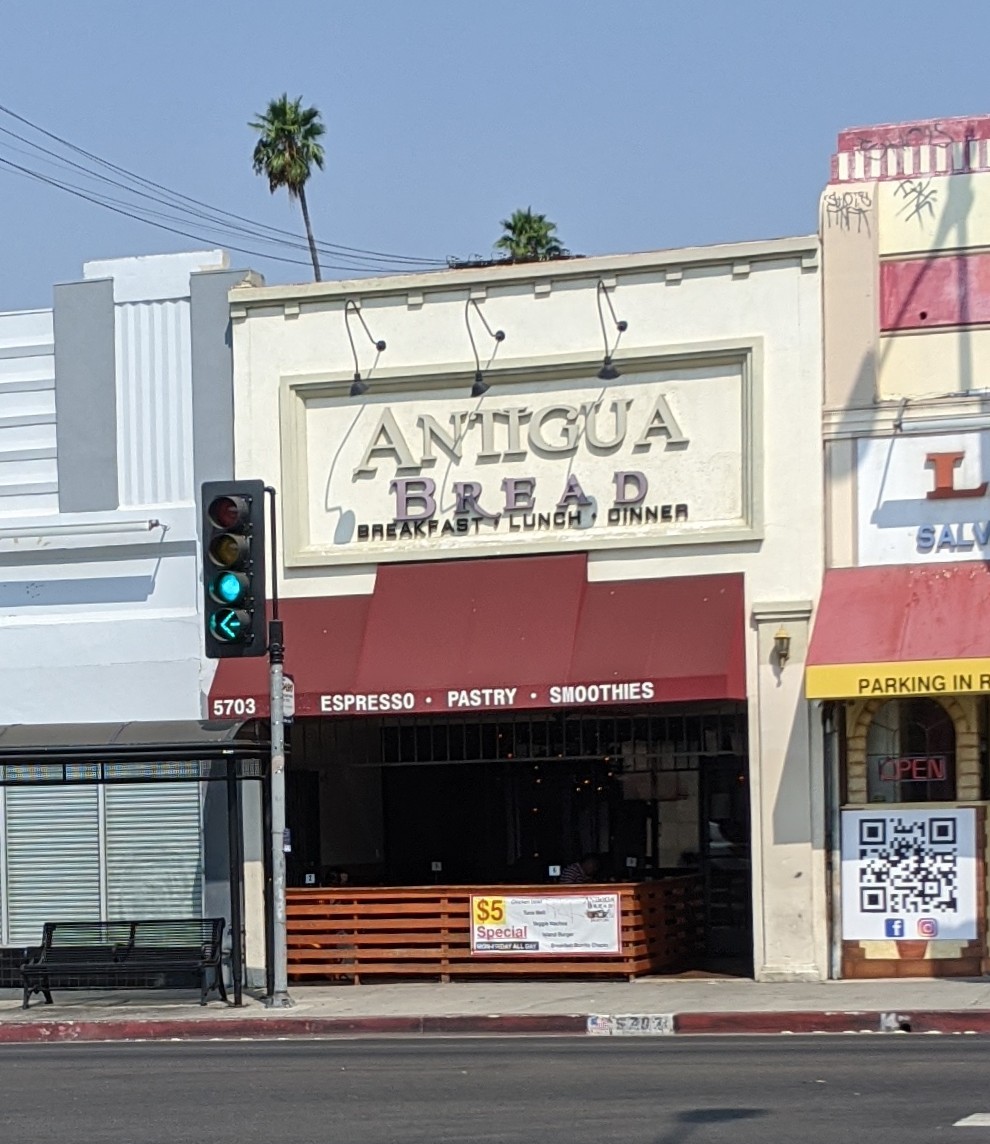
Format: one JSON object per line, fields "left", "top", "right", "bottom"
{"left": 494, "top": 208, "right": 567, "bottom": 261}
{"left": 250, "top": 94, "right": 326, "bottom": 281}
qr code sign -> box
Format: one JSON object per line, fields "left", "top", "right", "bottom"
{"left": 857, "top": 817, "right": 958, "bottom": 915}
{"left": 841, "top": 809, "right": 977, "bottom": 942}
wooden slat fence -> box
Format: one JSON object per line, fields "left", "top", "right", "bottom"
{"left": 287, "top": 877, "right": 703, "bottom": 983}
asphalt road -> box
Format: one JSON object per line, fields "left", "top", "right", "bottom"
{"left": 3, "top": 1036, "right": 989, "bottom": 1143}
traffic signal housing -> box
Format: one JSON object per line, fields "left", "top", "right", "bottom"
{"left": 201, "top": 480, "right": 267, "bottom": 658}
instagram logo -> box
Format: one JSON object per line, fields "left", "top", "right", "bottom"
{"left": 917, "top": 917, "right": 939, "bottom": 938}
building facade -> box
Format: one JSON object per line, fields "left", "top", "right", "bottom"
{"left": 0, "top": 251, "right": 266, "bottom": 982}
{"left": 209, "top": 239, "right": 828, "bottom": 981}
{"left": 810, "top": 115, "right": 990, "bottom": 977}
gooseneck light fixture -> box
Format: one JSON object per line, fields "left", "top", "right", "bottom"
{"left": 596, "top": 280, "right": 628, "bottom": 381}
{"left": 465, "top": 297, "right": 505, "bottom": 397}
{"left": 344, "top": 299, "right": 387, "bottom": 397}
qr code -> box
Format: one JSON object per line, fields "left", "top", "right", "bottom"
{"left": 857, "top": 816, "right": 959, "bottom": 915}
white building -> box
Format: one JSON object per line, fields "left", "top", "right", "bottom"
{"left": 0, "top": 251, "right": 264, "bottom": 985}
{"left": 212, "top": 238, "right": 828, "bottom": 981}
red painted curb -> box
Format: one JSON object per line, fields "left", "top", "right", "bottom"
{"left": 674, "top": 1010, "right": 990, "bottom": 1035}
{"left": 0, "top": 1009, "right": 987, "bottom": 1043}
{"left": 0, "top": 1013, "right": 587, "bottom": 1044}
{"left": 420, "top": 1015, "right": 587, "bottom": 1035}
{"left": 0, "top": 1017, "right": 423, "bottom": 1043}
{"left": 905, "top": 1011, "right": 990, "bottom": 1034}
{"left": 675, "top": 1011, "right": 882, "bottom": 1035}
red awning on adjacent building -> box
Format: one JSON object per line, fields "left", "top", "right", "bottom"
{"left": 806, "top": 563, "right": 990, "bottom": 699}
{"left": 208, "top": 555, "right": 746, "bottom": 718}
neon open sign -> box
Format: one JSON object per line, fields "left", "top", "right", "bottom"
{"left": 878, "top": 755, "right": 949, "bottom": 782}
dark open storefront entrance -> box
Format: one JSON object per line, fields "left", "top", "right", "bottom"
{"left": 285, "top": 703, "right": 752, "bottom": 974}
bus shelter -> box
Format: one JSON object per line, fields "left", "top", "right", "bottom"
{"left": 0, "top": 720, "right": 268, "bottom": 1004}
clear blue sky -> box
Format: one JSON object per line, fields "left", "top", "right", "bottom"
{"left": 1, "top": 0, "right": 987, "bottom": 311}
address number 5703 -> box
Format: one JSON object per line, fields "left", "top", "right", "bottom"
{"left": 212, "top": 698, "right": 258, "bottom": 717}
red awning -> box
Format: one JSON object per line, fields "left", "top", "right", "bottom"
{"left": 208, "top": 555, "right": 745, "bottom": 718}
{"left": 806, "top": 563, "right": 990, "bottom": 699}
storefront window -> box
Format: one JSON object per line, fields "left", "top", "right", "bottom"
{"left": 866, "top": 698, "right": 955, "bottom": 803}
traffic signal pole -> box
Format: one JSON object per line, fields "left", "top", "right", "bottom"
{"left": 264, "top": 484, "right": 293, "bottom": 1009}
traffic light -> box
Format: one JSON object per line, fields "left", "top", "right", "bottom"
{"left": 201, "top": 480, "right": 267, "bottom": 658}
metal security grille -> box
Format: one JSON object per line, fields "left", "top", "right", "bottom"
{"left": 105, "top": 784, "right": 203, "bottom": 919}
{"left": 5, "top": 787, "right": 101, "bottom": 946}
{"left": 346, "top": 706, "right": 749, "bottom": 770}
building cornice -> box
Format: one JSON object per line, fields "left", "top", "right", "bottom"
{"left": 823, "top": 393, "right": 990, "bottom": 439}
{"left": 229, "top": 235, "right": 819, "bottom": 312}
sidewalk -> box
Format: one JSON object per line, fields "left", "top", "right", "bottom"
{"left": 2, "top": 976, "right": 990, "bottom": 1042}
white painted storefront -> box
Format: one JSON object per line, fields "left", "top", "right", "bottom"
{"left": 219, "top": 239, "right": 828, "bottom": 981}
{"left": 0, "top": 252, "right": 262, "bottom": 974}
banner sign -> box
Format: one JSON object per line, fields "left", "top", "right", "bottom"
{"left": 470, "top": 893, "right": 621, "bottom": 956}
{"left": 284, "top": 363, "right": 758, "bottom": 565}
{"left": 841, "top": 808, "right": 978, "bottom": 941}
{"left": 806, "top": 658, "right": 990, "bottom": 700}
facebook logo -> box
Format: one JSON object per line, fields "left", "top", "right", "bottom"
{"left": 884, "top": 919, "right": 906, "bottom": 938}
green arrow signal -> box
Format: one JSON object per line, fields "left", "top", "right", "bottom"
{"left": 210, "top": 608, "right": 250, "bottom": 643}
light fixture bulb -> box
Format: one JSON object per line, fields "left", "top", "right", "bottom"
{"left": 350, "top": 374, "right": 369, "bottom": 397}
{"left": 597, "top": 357, "right": 620, "bottom": 381}
{"left": 471, "top": 371, "right": 490, "bottom": 397}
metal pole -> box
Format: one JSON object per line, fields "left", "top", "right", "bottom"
{"left": 264, "top": 484, "right": 293, "bottom": 1008}
{"left": 226, "top": 760, "right": 244, "bottom": 1006}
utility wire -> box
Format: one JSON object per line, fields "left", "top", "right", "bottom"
{"left": 0, "top": 101, "right": 445, "bottom": 265}
{"left": 0, "top": 102, "right": 449, "bottom": 271}
{"left": 0, "top": 155, "right": 376, "bottom": 272}
{"left": 0, "top": 132, "right": 418, "bottom": 271}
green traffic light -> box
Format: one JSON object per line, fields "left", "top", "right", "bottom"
{"left": 210, "top": 570, "right": 248, "bottom": 606}
{"left": 209, "top": 608, "right": 250, "bottom": 643}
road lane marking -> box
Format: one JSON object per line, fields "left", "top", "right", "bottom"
{"left": 955, "top": 1114, "right": 990, "bottom": 1126}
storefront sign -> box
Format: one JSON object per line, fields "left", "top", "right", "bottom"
{"left": 470, "top": 893, "right": 621, "bottom": 955}
{"left": 877, "top": 755, "right": 948, "bottom": 782}
{"left": 805, "top": 658, "right": 990, "bottom": 700}
{"left": 283, "top": 360, "right": 758, "bottom": 565}
{"left": 857, "top": 435, "right": 990, "bottom": 565}
{"left": 841, "top": 809, "right": 977, "bottom": 942}
{"left": 314, "top": 680, "right": 656, "bottom": 716}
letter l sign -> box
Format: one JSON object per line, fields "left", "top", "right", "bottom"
{"left": 926, "top": 452, "right": 988, "bottom": 500}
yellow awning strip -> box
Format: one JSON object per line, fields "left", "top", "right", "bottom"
{"left": 806, "top": 658, "right": 990, "bottom": 700}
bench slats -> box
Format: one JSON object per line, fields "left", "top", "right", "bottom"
{"left": 21, "top": 917, "right": 227, "bottom": 1009}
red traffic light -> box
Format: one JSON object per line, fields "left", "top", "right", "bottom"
{"left": 208, "top": 495, "right": 250, "bottom": 531}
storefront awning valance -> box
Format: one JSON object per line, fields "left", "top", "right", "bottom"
{"left": 806, "top": 563, "right": 990, "bottom": 700}
{"left": 210, "top": 555, "right": 746, "bottom": 718}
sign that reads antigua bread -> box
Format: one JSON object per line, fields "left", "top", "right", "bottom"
{"left": 283, "top": 358, "right": 758, "bottom": 565}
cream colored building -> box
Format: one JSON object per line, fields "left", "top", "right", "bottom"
{"left": 211, "top": 239, "right": 827, "bottom": 982}
{"left": 812, "top": 115, "right": 990, "bottom": 978}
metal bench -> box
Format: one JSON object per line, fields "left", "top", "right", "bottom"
{"left": 20, "top": 918, "right": 227, "bottom": 1009}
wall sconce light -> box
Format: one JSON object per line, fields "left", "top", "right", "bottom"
{"left": 773, "top": 626, "right": 791, "bottom": 667}
{"left": 596, "top": 280, "right": 628, "bottom": 381}
{"left": 344, "top": 299, "right": 387, "bottom": 397}
{"left": 465, "top": 297, "right": 505, "bottom": 397}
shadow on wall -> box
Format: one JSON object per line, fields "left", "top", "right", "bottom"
{"left": 0, "top": 576, "right": 155, "bottom": 606}
{"left": 770, "top": 680, "right": 816, "bottom": 848}
{"left": 880, "top": 164, "right": 976, "bottom": 393}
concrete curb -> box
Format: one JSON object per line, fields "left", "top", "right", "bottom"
{"left": 0, "top": 1009, "right": 989, "bottom": 1043}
